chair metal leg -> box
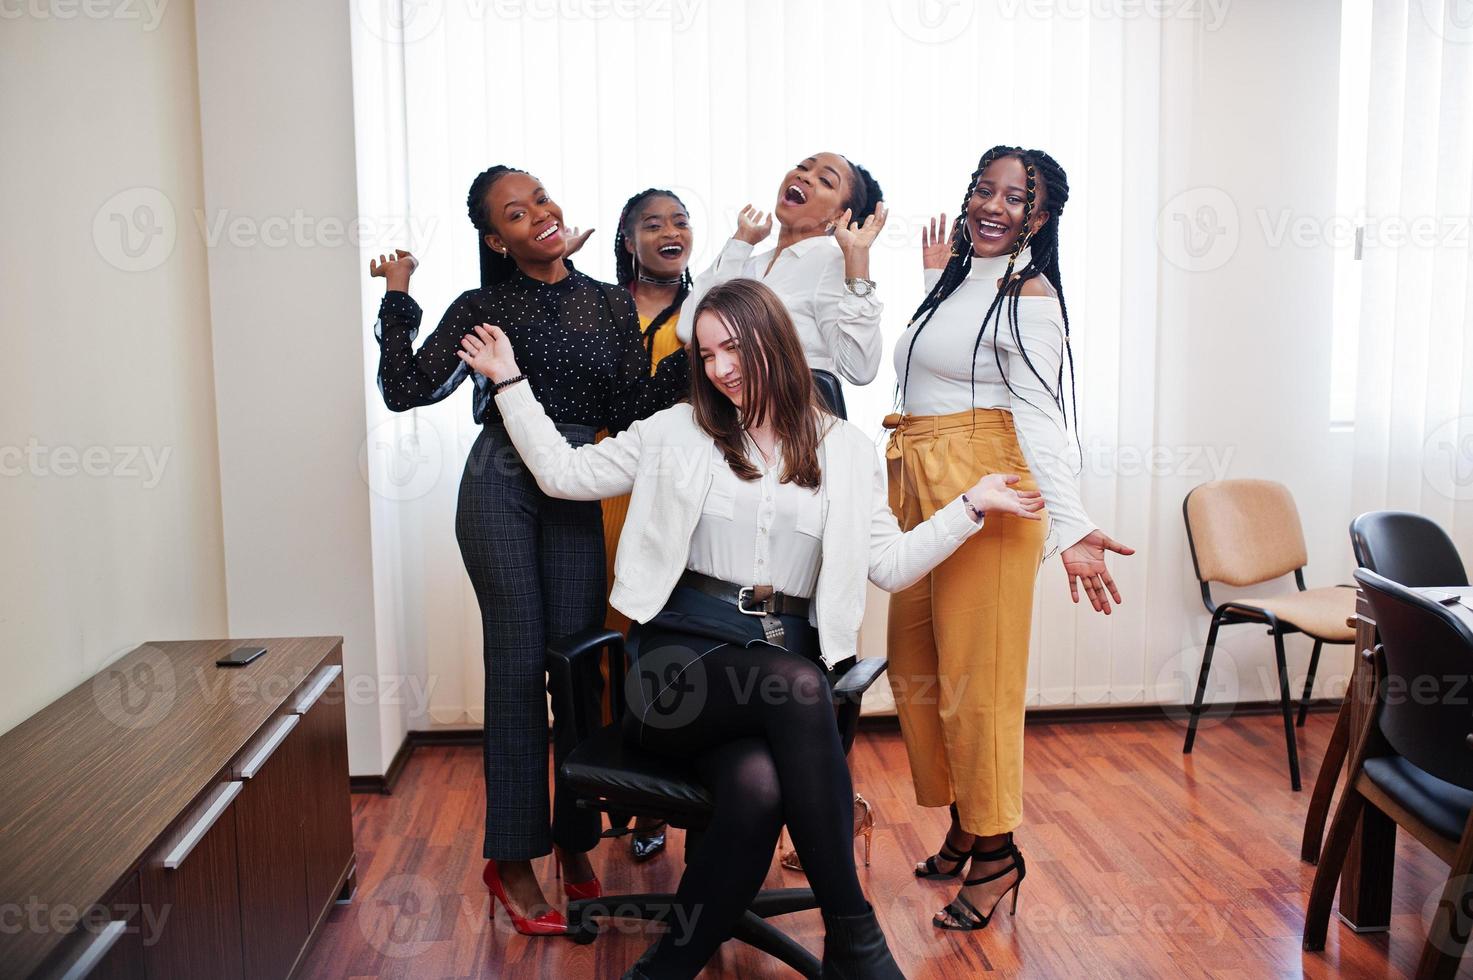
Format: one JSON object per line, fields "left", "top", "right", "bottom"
{"left": 1300, "top": 693, "right": 1352, "bottom": 864}
{"left": 1273, "top": 630, "right": 1303, "bottom": 791}
{"left": 731, "top": 910, "right": 823, "bottom": 979}
{"left": 1298, "top": 639, "right": 1324, "bottom": 727}
{"left": 1183, "top": 612, "right": 1223, "bottom": 754}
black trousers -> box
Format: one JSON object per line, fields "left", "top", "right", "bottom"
{"left": 622, "top": 586, "right": 867, "bottom": 978}
{"left": 457, "top": 422, "right": 605, "bottom": 861}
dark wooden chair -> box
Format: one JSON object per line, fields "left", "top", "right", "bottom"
{"left": 1303, "top": 569, "right": 1473, "bottom": 979}
{"left": 1302, "top": 511, "right": 1469, "bottom": 862}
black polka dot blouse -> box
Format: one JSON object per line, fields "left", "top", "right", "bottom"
{"left": 373, "top": 263, "right": 690, "bottom": 432}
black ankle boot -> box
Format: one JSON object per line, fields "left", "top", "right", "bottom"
{"left": 820, "top": 903, "right": 905, "bottom": 979}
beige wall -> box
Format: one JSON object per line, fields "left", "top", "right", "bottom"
{"left": 193, "top": 0, "right": 398, "bottom": 776}
{"left": 0, "top": 3, "right": 228, "bottom": 733}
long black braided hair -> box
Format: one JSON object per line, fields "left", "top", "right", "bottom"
{"left": 898, "top": 146, "right": 1078, "bottom": 438}
{"left": 613, "top": 188, "right": 693, "bottom": 359}
{"left": 467, "top": 164, "right": 527, "bottom": 289}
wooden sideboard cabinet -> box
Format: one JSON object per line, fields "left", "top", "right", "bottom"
{"left": 0, "top": 637, "right": 356, "bottom": 979}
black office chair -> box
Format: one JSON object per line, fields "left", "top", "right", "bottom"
{"left": 1302, "top": 511, "right": 1469, "bottom": 863}
{"left": 1304, "top": 569, "right": 1473, "bottom": 979}
{"left": 811, "top": 369, "right": 847, "bottom": 419}
{"left": 546, "top": 626, "right": 889, "bottom": 977}
{"left": 1351, "top": 510, "right": 1469, "bottom": 589}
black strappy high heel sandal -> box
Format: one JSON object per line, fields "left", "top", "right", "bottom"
{"left": 630, "top": 818, "right": 667, "bottom": 862}
{"left": 933, "top": 834, "right": 1026, "bottom": 931}
{"left": 913, "top": 802, "right": 973, "bottom": 880}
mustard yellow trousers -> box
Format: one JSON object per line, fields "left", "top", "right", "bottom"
{"left": 885, "top": 408, "right": 1046, "bottom": 836}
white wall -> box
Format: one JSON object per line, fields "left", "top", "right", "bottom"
{"left": 192, "top": 0, "right": 403, "bottom": 775}
{"left": 1150, "top": 0, "right": 1358, "bottom": 709}
{"left": 0, "top": 1, "right": 229, "bottom": 734}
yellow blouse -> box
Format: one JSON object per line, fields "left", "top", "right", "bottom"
{"left": 641, "top": 309, "right": 684, "bottom": 375}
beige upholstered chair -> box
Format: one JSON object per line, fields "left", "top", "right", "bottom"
{"left": 1181, "top": 480, "right": 1356, "bottom": 790}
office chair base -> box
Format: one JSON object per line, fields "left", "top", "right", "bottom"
{"left": 568, "top": 887, "right": 822, "bottom": 976}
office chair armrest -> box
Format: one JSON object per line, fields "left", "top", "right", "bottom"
{"left": 546, "top": 627, "right": 626, "bottom": 748}
{"left": 833, "top": 656, "right": 888, "bottom": 704}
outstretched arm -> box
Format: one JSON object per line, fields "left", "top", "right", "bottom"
{"left": 674, "top": 205, "right": 770, "bottom": 343}
{"left": 459, "top": 324, "right": 643, "bottom": 500}
{"left": 868, "top": 457, "right": 1044, "bottom": 592}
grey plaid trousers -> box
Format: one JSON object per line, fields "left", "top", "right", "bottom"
{"left": 455, "top": 422, "right": 606, "bottom": 861}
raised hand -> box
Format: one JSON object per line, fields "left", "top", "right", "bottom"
{"left": 1061, "top": 530, "right": 1136, "bottom": 615}
{"left": 562, "top": 226, "right": 594, "bottom": 259}
{"left": 964, "top": 473, "right": 1045, "bottom": 521}
{"left": 456, "top": 323, "right": 521, "bottom": 385}
{"left": 831, "top": 202, "right": 889, "bottom": 256}
{"left": 734, "top": 204, "right": 773, "bottom": 246}
{"left": 369, "top": 249, "right": 418, "bottom": 292}
{"left": 921, "top": 213, "right": 954, "bottom": 270}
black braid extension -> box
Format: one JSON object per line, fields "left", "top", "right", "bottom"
{"left": 614, "top": 188, "right": 694, "bottom": 359}
{"left": 897, "top": 147, "right": 1079, "bottom": 447}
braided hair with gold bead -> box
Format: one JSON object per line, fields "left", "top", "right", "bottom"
{"left": 898, "top": 146, "right": 1078, "bottom": 436}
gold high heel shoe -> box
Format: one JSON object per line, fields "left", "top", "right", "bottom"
{"left": 780, "top": 793, "right": 874, "bottom": 871}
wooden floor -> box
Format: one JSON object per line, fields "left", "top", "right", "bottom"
{"left": 298, "top": 711, "right": 1469, "bottom": 979}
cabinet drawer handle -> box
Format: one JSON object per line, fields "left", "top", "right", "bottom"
{"left": 163, "top": 782, "right": 242, "bottom": 869}
{"left": 58, "top": 918, "right": 128, "bottom": 980}
{"left": 238, "top": 714, "right": 300, "bottom": 779}
{"left": 293, "top": 664, "right": 343, "bottom": 714}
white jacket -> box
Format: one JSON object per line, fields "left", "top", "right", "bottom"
{"left": 494, "top": 382, "right": 983, "bottom": 667}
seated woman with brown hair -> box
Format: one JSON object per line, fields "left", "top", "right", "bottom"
{"left": 456, "top": 278, "right": 1044, "bottom": 979}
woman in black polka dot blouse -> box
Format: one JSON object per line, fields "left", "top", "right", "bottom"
{"left": 368, "top": 165, "right": 688, "bottom": 936}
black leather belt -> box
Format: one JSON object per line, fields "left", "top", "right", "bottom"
{"left": 676, "top": 570, "right": 810, "bottom": 646}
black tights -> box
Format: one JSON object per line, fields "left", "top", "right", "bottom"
{"left": 628, "top": 642, "right": 867, "bottom": 978}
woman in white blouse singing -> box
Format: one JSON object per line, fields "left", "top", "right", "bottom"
{"left": 456, "top": 278, "right": 1043, "bottom": 979}
{"left": 676, "top": 151, "right": 887, "bottom": 418}
{"left": 887, "top": 146, "right": 1134, "bottom": 933}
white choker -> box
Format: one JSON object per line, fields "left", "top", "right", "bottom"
{"left": 967, "top": 245, "right": 1033, "bottom": 281}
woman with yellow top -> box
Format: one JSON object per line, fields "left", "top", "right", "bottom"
{"left": 603, "top": 188, "right": 694, "bottom": 861}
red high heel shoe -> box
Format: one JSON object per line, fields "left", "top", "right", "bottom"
{"left": 482, "top": 859, "right": 568, "bottom": 936}
{"left": 553, "top": 852, "right": 602, "bottom": 900}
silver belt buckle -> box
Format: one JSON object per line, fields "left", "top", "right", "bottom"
{"left": 737, "top": 586, "right": 770, "bottom": 616}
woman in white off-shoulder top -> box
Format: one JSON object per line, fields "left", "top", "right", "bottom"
{"left": 887, "top": 146, "right": 1135, "bottom": 935}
